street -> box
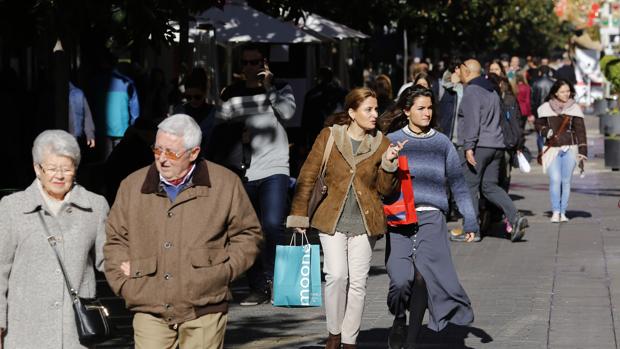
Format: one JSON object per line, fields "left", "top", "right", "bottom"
{"left": 225, "top": 115, "right": 620, "bottom": 349}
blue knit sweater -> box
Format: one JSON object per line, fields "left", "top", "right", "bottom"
{"left": 387, "top": 127, "right": 479, "bottom": 233}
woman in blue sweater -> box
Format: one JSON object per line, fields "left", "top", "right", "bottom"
{"left": 378, "top": 87, "right": 478, "bottom": 349}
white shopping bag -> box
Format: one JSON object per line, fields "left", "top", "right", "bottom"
{"left": 517, "top": 152, "right": 531, "bottom": 173}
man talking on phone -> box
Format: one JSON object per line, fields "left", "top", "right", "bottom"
{"left": 216, "top": 43, "right": 296, "bottom": 306}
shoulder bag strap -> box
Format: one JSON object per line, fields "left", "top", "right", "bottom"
{"left": 36, "top": 210, "right": 78, "bottom": 299}
{"left": 542, "top": 116, "right": 571, "bottom": 156}
{"left": 319, "top": 130, "right": 334, "bottom": 178}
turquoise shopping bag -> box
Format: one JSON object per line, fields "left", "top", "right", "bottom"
{"left": 272, "top": 233, "right": 322, "bottom": 307}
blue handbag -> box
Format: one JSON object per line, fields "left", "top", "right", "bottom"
{"left": 272, "top": 232, "right": 322, "bottom": 307}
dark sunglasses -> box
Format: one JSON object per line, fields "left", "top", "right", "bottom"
{"left": 241, "top": 59, "right": 262, "bottom": 66}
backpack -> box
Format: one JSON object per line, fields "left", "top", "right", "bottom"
{"left": 499, "top": 99, "right": 523, "bottom": 150}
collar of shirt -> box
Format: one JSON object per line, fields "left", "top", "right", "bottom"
{"left": 159, "top": 164, "right": 196, "bottom": 188}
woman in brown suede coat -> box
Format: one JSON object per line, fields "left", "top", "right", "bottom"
{"left": 287, "top": 87, "right": 405, "bottom": 349}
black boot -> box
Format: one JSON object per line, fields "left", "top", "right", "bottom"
{"left": 388, "top": 316, "right": 407, "bottom": 349}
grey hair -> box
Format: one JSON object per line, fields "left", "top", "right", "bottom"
{"left": 32, "top": 130, "right": 81, "bottom": 167}
{"left": 157, "top": 114, "right": 202, "bottom": 149}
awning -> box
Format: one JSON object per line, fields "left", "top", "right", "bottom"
{"left": 299, "top": 12, "right": 369, "bottom": 40}
{"left": 194, "top": 3, "right": 321, "bottom": 44}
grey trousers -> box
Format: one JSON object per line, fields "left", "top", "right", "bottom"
{"left": 460, "top": 147, "right": 518, "bottom": 223}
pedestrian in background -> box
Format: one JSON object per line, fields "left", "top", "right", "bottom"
{"left": 535, "top": 79, "right": 587, "bottom": 223}
{"left": 451, "top": 59, "right": 528, "bottom": 242}
{"left": 375, "top": 74, "right": 395, "bottom": 115}
{"left": 217, "top": 44, "right": 296, "bottom": 306}
{"left": 380, "top": 87, "right": 476, "bottom": 349}
{"left": 68, "top": 82, "right": 96, "bottom": 149}
{"left": 287, "top": 87, "right": 403, "bottom": 349}
{"left": 412, "top": 72, "right": 434, "bottom": 93}
{"left": 516, "top": 72, "right": 532, "bottom": 125}
{"left": 531, "top": 66, "right": 555, "bottom": 153}
{"left": 0, "top": 130, "right": 109, "bottom": 349}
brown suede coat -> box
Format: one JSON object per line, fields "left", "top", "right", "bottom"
{"left": 287, "top": 125, "right": 399, "bottom": 236}
{"left": 104, "top": 160, "right": 262, "bottom": 325}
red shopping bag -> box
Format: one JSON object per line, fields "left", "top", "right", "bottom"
{"left": 383, "top": 156, "right": 418, "bottom": 227}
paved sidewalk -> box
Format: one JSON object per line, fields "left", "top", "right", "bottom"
{"left": 225, "top": 115, "right": 620, "bottom": 349}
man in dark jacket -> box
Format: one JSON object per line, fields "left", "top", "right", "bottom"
{"left": 453, "top": 59, "right": 528, "bottom": 243}
{"left": 531, "top": 66, "right": 555, "bottom": 152}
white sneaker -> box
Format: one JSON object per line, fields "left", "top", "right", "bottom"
{"left": 550, "top": 212, "right": 560, "bottom": 223}
{"left": 560, "top": 213, "right": 569, "bottom": 222}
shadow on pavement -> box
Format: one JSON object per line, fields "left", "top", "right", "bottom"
{"left": 509, "top": 194, "right": 525, "bottom": 201}
{"left": 543, "top": 210, "right": 592, "bottom": 219}
{"left": 226, "top": 313, "right": 321, "bottom": 347}
{"left": 572, "top": 187, "right": 620, "bottom": 198}
{"left": 417, "top": 323, "right": 493, "bottom": 349}
{"left": 566, "top": 210, "right": 593, "bottom": 219}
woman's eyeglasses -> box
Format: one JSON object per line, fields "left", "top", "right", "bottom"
{"left": 38, "top": 164, "right": 75, "bottom": 176}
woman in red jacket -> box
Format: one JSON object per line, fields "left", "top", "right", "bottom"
{"left": 516, "top": 72, "right": 532, "bottom": 126}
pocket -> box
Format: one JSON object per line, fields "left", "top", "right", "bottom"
{"left": 122, "top": 256, "right": 158, "bottom": 305}
{"left": 189, "top": 248, "right": 231, "bottom": 302}
{"left": 130, "top": 256, "right": 157, "bottom": 278}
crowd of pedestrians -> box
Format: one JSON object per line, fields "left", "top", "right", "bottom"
{"left": 0, "top": 46, "right": 590, "bottom": 349}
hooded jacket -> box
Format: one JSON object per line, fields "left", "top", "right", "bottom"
{"left": 457, "top": 76, "right": 505, "bottom": 150}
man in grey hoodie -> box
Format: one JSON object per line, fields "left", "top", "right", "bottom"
{"left": 453, "top": 59, "right": 528, "bottom": 242}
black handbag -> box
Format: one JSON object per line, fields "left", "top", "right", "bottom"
{"left": 307, "top": 130, "right": 334, "bottom": 219}
{"left": 37, "top": 211, "right": 112, "bottom": 346}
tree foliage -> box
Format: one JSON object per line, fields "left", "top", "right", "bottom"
{"left": 250, "top": 0, "right": 571, "bottom": 56}
{"left": 0, "top": 0, "right": 222, "bottom": 54}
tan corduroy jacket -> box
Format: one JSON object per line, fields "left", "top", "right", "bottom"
{"left": 104, "top": 160, "right": 262, "bottom": 325}
{"left": 287, "top": 125, "right": 399, "bottom": 236}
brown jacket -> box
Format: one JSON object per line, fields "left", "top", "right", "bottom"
{"left": 535, "top": 102, "right": 588, "bottom": 156}
{"left": 287, "top": 125, "right": 399, "bottom": 236}
{"left": 104, "top": 160, "right": 262, "bottom": 325}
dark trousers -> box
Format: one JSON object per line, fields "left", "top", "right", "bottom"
{"left": 243, "top": 174, "right": 289, "bottom": 291}
{"left": 460, "top": 147, "right": 518, "bottom": 224}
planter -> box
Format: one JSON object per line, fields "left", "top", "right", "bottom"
{"left": 593, "top": 99, "right": 608, "bottom": 116}
{"left": 604, "top": 137, "right": 620, "bottom": 169}
{"left": 600, "top": 113, "right": 620, "bottom": 136}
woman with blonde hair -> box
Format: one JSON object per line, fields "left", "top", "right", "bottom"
{"left": 287, "top": 87, "right": 405, "bottom": 349}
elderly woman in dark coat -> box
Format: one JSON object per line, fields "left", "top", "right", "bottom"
{"left": 0, "top": 130, "right": 109, "bottom": 349}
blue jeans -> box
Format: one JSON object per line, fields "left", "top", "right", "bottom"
{"left": 243, "top": 174, "right": 289, "bottom": 291}
{"left": 547, "top": 150, "right": 576, "bottom": 214}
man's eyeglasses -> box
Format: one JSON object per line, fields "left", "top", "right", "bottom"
{"left": 151, "top": 145, "right": 190, "bottom": 161}
{"left": 38, "top": 164, "right": 75, "bottom": 176}
{"left": 241, "top": 59, "right": 261, "bottom": 66}
{"left": 187, "top": 94, "right": 204, "bottom": 101}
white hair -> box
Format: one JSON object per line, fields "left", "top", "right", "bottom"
{"left": 32, "top": 130, "right": 81, "bottom": 167}
{"left": 157, "top": 114, "right": 202, "bottom": 149}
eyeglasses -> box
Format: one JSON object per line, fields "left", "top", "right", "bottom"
{"left": 241, "top": 59, "right": 261, "bottom": 66}
{"left": 38, "top": 164, "right": 75, "bottom": 176}
{"left": 151, "top": 145, "right": 190, "bottom": 161}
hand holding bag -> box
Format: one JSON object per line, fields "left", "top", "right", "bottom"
{"left": 37, "top": 211, "right": 111, "bottom": 346}
{"left": 307, "top": 130, "right": 334, "bottom": 219}
{"left": 272, "top": 232, "right": 322, "bottom": 307}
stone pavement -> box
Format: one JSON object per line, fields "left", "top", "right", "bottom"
{"left": 224, "top": 115, "right": 620, "bottom": 349}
